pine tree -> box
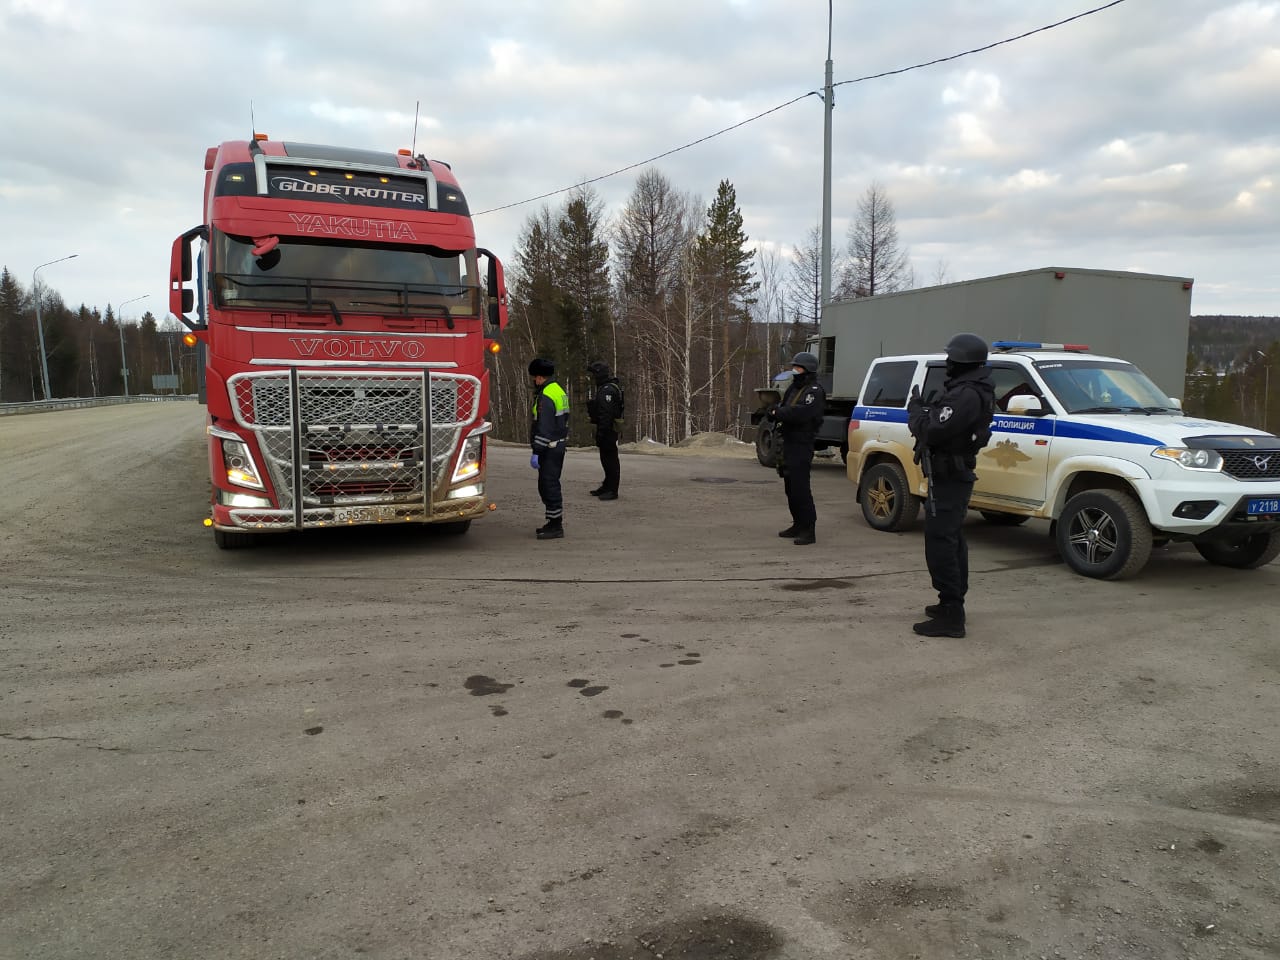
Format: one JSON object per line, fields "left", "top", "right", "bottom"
{"left": 553, "top": 187, "right": 613, "bottom": 443}
{"left": 694, "top": 179, "right": 759, "bottom": 431}
{"left": 0, "top": 267, "right": 26, "bottom": 402}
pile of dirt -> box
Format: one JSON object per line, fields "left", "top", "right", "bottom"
{"left": 619, "top": 432, "right": 755, "bottom": 459}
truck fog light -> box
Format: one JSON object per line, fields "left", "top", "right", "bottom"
{"left": 219, "top": 490, "right": 274, "bottom": 508}
{"left": 447, "top": 484, "right": 483, "bottom": 500}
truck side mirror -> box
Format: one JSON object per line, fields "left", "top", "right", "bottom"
{"left": 1006, "top": 395, "right": 1045, "bottom": 416}
{"left": 477, "top": 247, "right": 509, "bottom": 331}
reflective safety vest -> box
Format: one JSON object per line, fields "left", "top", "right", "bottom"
{"left": 531, "top": 380, "right": 570, "bottom": 449}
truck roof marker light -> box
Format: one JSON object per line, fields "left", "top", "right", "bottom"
{"left": 1054, "top": 271, "right": 1066, "bottom": 279}
{"left": 254, "top": 133, "right": 269, "bottom": 141}
{"left": 398, "top": 149, "right": 412, "bottom": 156}
{"left": 487, "top": 340, "right": 501, "bottom": 355}
{"left": 344, "top": 173, "right": 354, "bottom": 180}
{"left": 1183, "top": 281, "right": 1193, "bottom": 290}
{"left": 183, "top": 333, "right": 198, "bottom": 346}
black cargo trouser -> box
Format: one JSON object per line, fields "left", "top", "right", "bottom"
{"left": 595, "top": 429, "right": 620, "bottom": 493}
{"left": 537, "top": 445, "right": 566, "bottom": 521}
{"left": 924, "top": 473, "right": 975, "bottom": 608}
{"left": 782, "top": 440, "right": 816, "bottom": 529}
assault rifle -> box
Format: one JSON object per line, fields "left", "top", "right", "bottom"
{"left": 909, "top": 386, "right": 938, "bottom": 518}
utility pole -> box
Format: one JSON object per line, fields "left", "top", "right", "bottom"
{"left": 32, "top": 254, "right": 78, "bottom": 400}
{"left": 820, "top": 0, "right": 834, "bottom": 312}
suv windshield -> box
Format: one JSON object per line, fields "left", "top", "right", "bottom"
{"left": 211, "top": 230, "right": 480, "bottom": 321}
{"left": 1035, "top": 358, "right": 1176, "bottom": 414}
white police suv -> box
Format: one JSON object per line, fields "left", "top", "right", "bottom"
{"left": 846, "top": 342, "right": 1280, "bottom": 579}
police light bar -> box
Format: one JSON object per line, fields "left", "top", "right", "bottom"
{"left": 992, "top": 341, "right": 1090, "bottom": 352}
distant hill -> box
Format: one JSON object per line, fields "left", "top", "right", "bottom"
{"left": 1189, "top": 315, "right": 1280, "bottom": 371}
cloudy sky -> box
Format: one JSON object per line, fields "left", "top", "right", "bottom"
{"left": 2, "top": 0, "right": 1277, "bottom": 320}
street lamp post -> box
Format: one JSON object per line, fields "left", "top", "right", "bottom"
{"left": 33, "top": 254, "right": 78, "bottom": 400}
{"left": 118, "top": 295, "right": 148, "bottom": 397}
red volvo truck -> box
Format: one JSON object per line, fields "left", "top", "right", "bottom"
{"left": 169, "top": 136, "right": 508, "bottom": 548}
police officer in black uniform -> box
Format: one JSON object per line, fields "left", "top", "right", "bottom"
{"left": 907, "top": 333, "right": 995, "bottom": 637}
{"left": 769, "top": 351, "right": 827, "bottom": 546}
{"left": 586, "top": 360, "right": 624, "bottom": 500}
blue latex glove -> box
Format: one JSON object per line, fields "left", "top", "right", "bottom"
{"left": 530, "top": 454, "right": 540, "bottom": 470}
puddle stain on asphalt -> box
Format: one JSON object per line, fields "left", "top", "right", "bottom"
{"left": 780, "top": 579, "right": 852, "bottom": 592}
{"left": 489, "top": 705, "right": 508, "bottom": 717}
{"left": 568, "top": 679, "right": 609, "bottom": 697}
{"left": 303, "top": 726, "right": 324, "bottom": 736}
{"left": 518, "top": 913, "right": 782, "bottom": 960}
{"left": 465, "top": 675, "right": 513, "bottom": 696}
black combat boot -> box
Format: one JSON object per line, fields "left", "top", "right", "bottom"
{"left": 597, "top": 491, "right": 618, "bottom": 501}
{"left": 778, "top": 524, "right": 800, "bottom": 538}
{"left": 792, "top": 526, "right": 816, "bottom": 546}
{"left": 912, "top": 606, "right": 965, "bottom": 638}
{"left": 536, "top": 520, "right": 564, "bottom": 540}
{"left": 590, "top": 487, "right": 606, "bottom": 496}
{"left": 923, "top": 602, "right": 965, "bottom": 621}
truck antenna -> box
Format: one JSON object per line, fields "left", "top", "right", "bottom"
{"left": 411, "top": 100, "right": 420, "bottom": 157}
{"left": 250, "top": 100, "right": 257, "bottom": 139}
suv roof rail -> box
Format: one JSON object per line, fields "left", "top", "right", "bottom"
{"left": 991, "top": 340, "right": 1090, "bottom": 353}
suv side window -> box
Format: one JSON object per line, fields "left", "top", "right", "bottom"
{"left": 988, "top": 362, "right": 1040, "bottom": 412}
{"left": 921, "top": 363, "right": 948, "bottom": 403}
{"left": 860, "top": 360, "right": 916, "bottom": 407}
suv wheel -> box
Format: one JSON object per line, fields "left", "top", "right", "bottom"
{"left": 860, "top": 461, "right": 919, "bottom": 532}
{"left": 755, "top": 424, "right": 779, "bottom": 467}
{"left": 1194, "top": 531, "right": 1280, "bottom": 569}
{"left": 1056, "top": 489, "right": 1152, "bottom": 580}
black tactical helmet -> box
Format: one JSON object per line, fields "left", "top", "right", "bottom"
{"left": 944, "top": 333, "right": 988, "bottom": 364}
{"left": 586, "top": 360, "right": 610, "bottom": 378}
{"left": 791, "top": 351, "right": 819, "bottom": 373}
{"left": 528, "top": 357, "right": 555, "bottom": 377}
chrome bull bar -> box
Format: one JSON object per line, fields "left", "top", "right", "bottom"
{"left": 225, "top": 369, "right": 481, "bottom": 530}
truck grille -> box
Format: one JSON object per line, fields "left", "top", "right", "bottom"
{"left": 228, "top": 371, "right": 480, "bottom": 521}
{"left": 1219, "top": 448, "right": 1280, "bottom": 481}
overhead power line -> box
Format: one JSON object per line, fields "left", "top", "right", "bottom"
{"left": 473, "top": 0, "right": 1128, "bottom": 217}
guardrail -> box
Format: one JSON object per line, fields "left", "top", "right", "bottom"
{"left": 0, "top": 395, "right": 197, "bottom": 417}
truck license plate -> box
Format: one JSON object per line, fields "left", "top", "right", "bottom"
{"left": 334, "top": 505, "right": 397, "bottom": 522}
{"left": 1246, "top": 497, "right": 1280, "bottom": 516}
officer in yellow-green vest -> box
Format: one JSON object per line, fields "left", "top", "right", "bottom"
{"left": 528, "top": 358, "right": 570, "bottom": 540}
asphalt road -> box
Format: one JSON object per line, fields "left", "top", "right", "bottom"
{"left": 2, "top": 402, "right": 1278, "bottom": 960}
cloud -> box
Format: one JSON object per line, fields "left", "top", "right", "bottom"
{"left": 0, "top": 0, "right": 1277, "bottom": 317}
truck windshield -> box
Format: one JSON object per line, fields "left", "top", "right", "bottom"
{"left": 210, "top": 231, "right": 480, "bottom": 321}
{"left": 1034, "top": 359, "right": 1177, "bottom": 414}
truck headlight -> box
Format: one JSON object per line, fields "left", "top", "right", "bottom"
{"left": 1151, "top": 447, "right": 1223, "bottom": 471}
{"left": 451, "top": 435, "right": 483, "bottom": 482}
{"left": 222, "top": 438, "right": 266, "bottom": 489}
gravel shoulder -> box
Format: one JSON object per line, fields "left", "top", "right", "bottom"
{"left": 2, "top": 403, "right": 1278, "bottom": 960}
